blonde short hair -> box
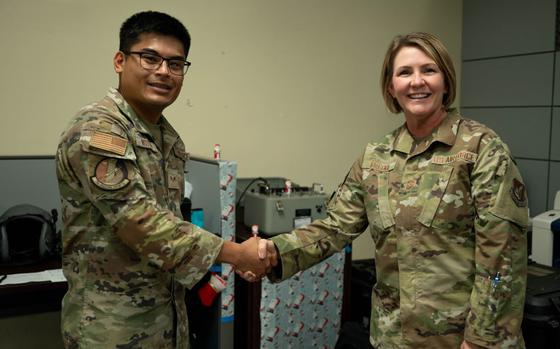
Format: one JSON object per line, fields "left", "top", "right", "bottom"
{"left": 380, "top": 32, "right": 456, "bottom": 114}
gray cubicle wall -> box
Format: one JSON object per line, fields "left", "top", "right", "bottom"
{"left": 185, "top": 156, "right": 222, "bottom": 236}
{"left": 0, "top": 156, "right": 224, "bottom": 236}
{"left": 0, "top": 156, "right": 62, "bottom": 231}
{"left": 461, "top": 0, "right": 560, "bottom": 216}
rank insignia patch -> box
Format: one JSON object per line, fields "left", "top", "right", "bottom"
{"left": 91, "top": 158, "right": 130, "bottom": 191}
{"left": 167, "top": 170, "right": 181, "bottom": 190}
{"left": 510, "top": 178, "right": 527, "bottom": 207}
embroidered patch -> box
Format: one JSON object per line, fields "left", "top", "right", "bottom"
{"left": 90, "top": 131, "right": 128, "bottom": 156}
{"left": 91, "top": 158, "right": 130, "bottom": 191}
{"left": 371, "top": 161, "right": 395, "bottom": 173}
{"left": 431, "top": 151, "right": 478, "bottom": 165}
{"left": 404, "top": 179, "right": 417, "bottom": 190}
{"left": 135, "top": 134, "right": 157, "bottom": 151}
{"left": 510, "top": 178, "right": 527, "bottom": 207}
{"left": 167, "top": 170, "right": 181, "bottom": 190}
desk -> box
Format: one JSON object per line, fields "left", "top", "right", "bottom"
{"left": 0, "top": 257, "right": 66, "bottom": 318}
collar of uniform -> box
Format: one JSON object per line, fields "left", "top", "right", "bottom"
{"left": 158, "top": 116, "right": 181, "bottom": 151}
{"left": 106, "top": 87, "right": 181, "bottom": 153}
{"left": 107, "top": 87, "right": 159, "bottom": 139}
{"left": 392, "top": 125, "right": 414, "bottom": 155}
{"left": 391, "top": 108, "right": 461, "bottom": 155}
{"left": 433, "top": 108, "right": 461, "bottom": 147}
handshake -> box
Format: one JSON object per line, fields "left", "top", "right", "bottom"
{"left": 227, "top": 237, "right": 279, "bottom": 282}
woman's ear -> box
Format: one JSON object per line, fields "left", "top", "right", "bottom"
{"left": 388, "top": 83, "right": 395, "bottom": 98}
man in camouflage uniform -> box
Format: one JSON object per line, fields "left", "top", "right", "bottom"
{"left": 259, "top": 33, "right": 528, "bottom": 349}
{"left": 56, "top": 11, "right": 267, "bottom": 348}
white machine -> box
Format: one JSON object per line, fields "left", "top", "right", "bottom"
{"left": 531, "top": 191, "right": 560, "bottom": 267}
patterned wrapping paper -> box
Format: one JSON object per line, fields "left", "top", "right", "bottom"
{"left": 260, "top": 251, "right": 345, "bottom": 349}
{"left": 218, "top": 160, "right": 237, "bottom": 319}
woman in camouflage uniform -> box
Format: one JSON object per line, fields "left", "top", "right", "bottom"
{"left": 259, "top": 32, "right": 528, "bottom": 349}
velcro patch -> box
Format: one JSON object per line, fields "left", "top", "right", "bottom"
{"left": 431, "top": 150, "right": 478, "bottom": 165}
{"left": 167, "top": 170, "right": 181, "bottom": 190}
{"left": 370, "top": 161, "right": 395, "bottom": 173}
{"left": 90, "top": 131, "right": 128, "bottom": 156}
{"left": 91, "top": 158, "right": 130, "bottom": 191}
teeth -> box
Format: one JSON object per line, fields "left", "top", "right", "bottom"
{"left": 409, "top": 93, "right": 429, "bottom": 99}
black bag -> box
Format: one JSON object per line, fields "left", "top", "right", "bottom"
{"left": 335, "top": 321, "right": 373, "bottom": 349}
{"left": 522, "top": 262, "right": 560, "bottom": 349}
{"left": 349, "top": 259, "right": 376, "bottom": 329}
{"left": 335, "top": 259, "right": 377, "bottom": 349}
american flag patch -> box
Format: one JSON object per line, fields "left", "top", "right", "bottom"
{"left": 90, "top": 131, "right": 128, "bottom": 156}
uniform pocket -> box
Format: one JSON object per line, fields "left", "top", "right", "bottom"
{"left": 364, "top": 171, "right": 395, "bottom": 239}
{"left": 469, "top": 274, "right": 505, "bottom": 338}
{"left": 416, "top": 166, "right": 453, "bottom": 227}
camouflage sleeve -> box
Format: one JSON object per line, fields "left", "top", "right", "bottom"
{"left": 270, "top": 155, "right": 369, "bottom": 281}
{"left": 464, "top": 136, "right": 528, "bottom": 348}
{"left": 62, "top": 120, "right": 223, "bottom": 289}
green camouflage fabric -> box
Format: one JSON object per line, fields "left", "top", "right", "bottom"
{"left": 271, "top": 110, "right": 528, "bottom": 349}
{"left": 56, "top": 88, "right": 224, "bottom": 349}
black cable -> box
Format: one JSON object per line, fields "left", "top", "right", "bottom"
{"left": 236, "top": 177, "right": 269, "bottom": 208}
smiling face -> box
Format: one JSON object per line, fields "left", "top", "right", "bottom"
{"left": 114, "top": 32, "right": 185, "bottom": 122}
{"left": 388, "top": 46, "right": 447, "bottom": 124}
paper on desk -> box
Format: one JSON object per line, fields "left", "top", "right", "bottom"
{"left": 0, "top": 269, "right": 66, "bottom": 285}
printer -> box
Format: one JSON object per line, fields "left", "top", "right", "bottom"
{"left": 238, "top": 177, "right": 328, "bottom": 236}
{"left": 531, "top": 191, "right": 560, "bottom": 267}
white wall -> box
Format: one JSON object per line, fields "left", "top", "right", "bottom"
{"left": 0, "top": 0, "right": 462, "bottom": 259}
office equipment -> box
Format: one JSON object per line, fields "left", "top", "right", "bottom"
{"left": 532, "top": 191, "right": 560, "bottom": 267}
{"left": 239, "top": 177, "right": 328, "bottom": 235}
{"left": 236, "top": 176, "right": 348, "bottom": 349}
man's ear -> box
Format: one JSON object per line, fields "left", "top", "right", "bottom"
{"left": 114, "top": 51, "right": 125, "bottom": 73}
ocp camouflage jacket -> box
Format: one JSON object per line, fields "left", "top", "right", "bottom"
{"left": 271, "top": 110, "right": 528, "bottom": 349}
{"left": 56, "top": 88, "right": 223, "bottom": 348}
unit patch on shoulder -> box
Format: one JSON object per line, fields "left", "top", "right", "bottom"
{"left": 510, "top": 178, "right": 527, "bottom": 207}
{"left": 90, "top": 131, "right": 128, "bottom": 156}
{"left": 91, "top": 158, "right": 130, "bottom": 191}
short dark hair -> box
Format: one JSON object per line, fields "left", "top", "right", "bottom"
{"left": 119, "top": 11, "right": 191, "bottom": 56}
{"left": 380, "top": 32, "right": 456, "bottom": 113}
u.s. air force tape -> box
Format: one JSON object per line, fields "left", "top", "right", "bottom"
{"left": 91, "top": 158, "right": 130, "bottom": 191}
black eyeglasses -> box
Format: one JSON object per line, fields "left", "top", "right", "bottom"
{"left": 124, "top": 51, "right": 191, "bottom": 76}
